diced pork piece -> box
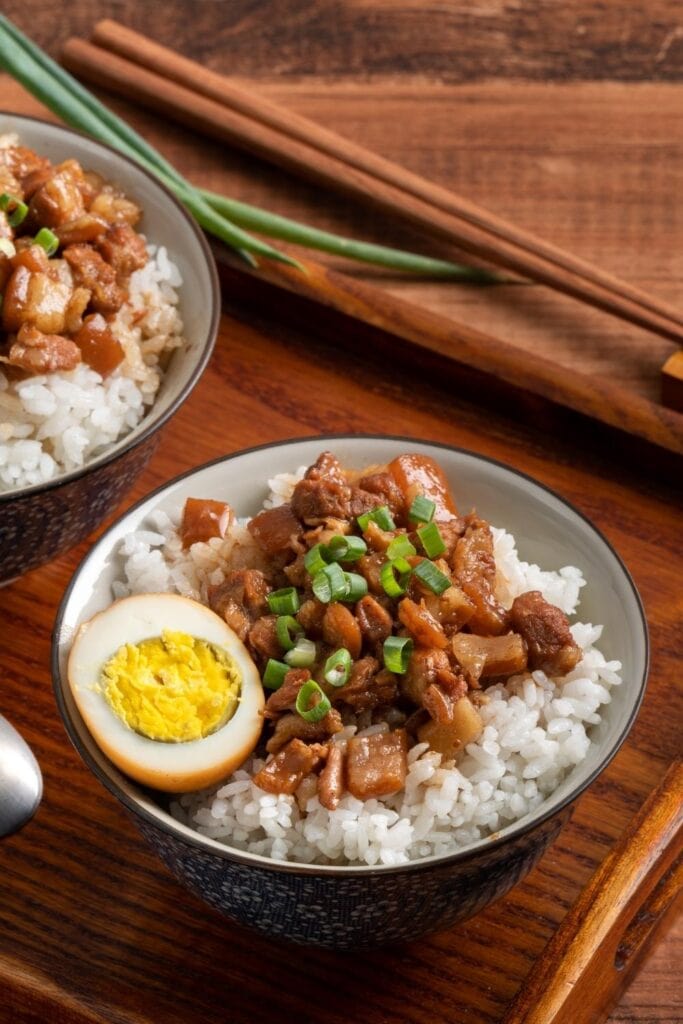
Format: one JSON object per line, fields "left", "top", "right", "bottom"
{"left": 237, "top": 567, "right": 273, "bottom": 616}
{"left": 63, "top": 244, "right": 125, "bottom": 314}
{"left": 55, "top": 213, "right": 109, "bottom": 247}
{"left": 335, "top": 657, "right": 397, "bottom": 711}
{"left": 291, "top": 476, "right": 352, "bottom": 524}
{"left": 401, "top": 646, "right": 452, "bottom": 705}
{"left": 433, "top": 519, "right": 467, "bottom": 560}
{"left": 20, "top": 167, "right": 52, "bottom": 200}
{"left": 451, "top": 632, "right": 528, "bottom": 684}
{"left": 89, "top": 187, "right": 142, "bottom": 226}
{"left": 0, "top": 252, "right": 12, "bottom": 292}
{"left": 253, "top": 738, "right": 326, "bottom": 795}
{"left": 247, "top": 614, "right": 281, "bottom": 662}
{"left": 180, "top": 497, "right": 233, "bottom": 548}
{"left": 208, "top": 569, "right": 271, "bottom": 638}
{"left": 296, "top": 598, "right": 327, "bottom": 637}
{"left": 247, "top": 503, "right": 303, "bottom": 557}
{"left": 10, "top": 244, "right": 49, "bottom": 274}
{"left": 283, "top": 552, "right": 308, "bottom": 588}
{"left": 452, "top": 517, "right": 508, "bottom": 635}
{"left": 510, "top": 591, "right": 581, "bottom": 676}
{"left": 422, "top": 683, "right": 456, "bottom": 724}
{"left": 436, "top": 585, "right": 476, "bottom": 632}
{"left": 304, "top": 450, "right": 346, "bottom": 485}
{"left": 72, "top": 312, "right": 124, "bottom": 376}
{"left": 28, "top": 160, "right": 88, "bottom": 227}
{"left": 362, "top": 520, "right": 394, "bottom": 553}
{"left": 2, "top": 262, "right": 72, "bottom": 335}
{"left": 357, "top": 470, "right": 406, "bottom": 519}
{"left": 266, "top": 709, "right": 343, "bottom": 754}
{"left": 355, "top": 595, "right": 393, "bottom": 644}
{"left": 398, "top": 597, "right": 448, "bottom": 649}
{"left": 63, "top": 287, "right": 92, "bottom": 336}
{"left": 349, "top": 487, "right": 386, "bottom": 518}
{"left": 1, "top": 145, "right": 50, "bottom": 182}
{"left": 387, "top": 453, "right": 459, "bottom": 522}
{"left": 346, "top": 729, "right": 408, "bottom": 800}
{"left": 356, "top": 552, "right": 386, "bottom": 595}
{"left": 97, "top": 223, "right": 148, "bottom": 280}
{"left": 322, "top": 603, "right": 362, "bottom": 659}
{"left": 318, "top": 743, "right": 346, "bottom": 810}
{"left": 264, "top": 668, "right": 310, "bottom": 719}
{"left": 5, "top": 322, "right": 81, "bottom": 374}
{"left": 418, "top": 697, "right": 483, "bottom": 760}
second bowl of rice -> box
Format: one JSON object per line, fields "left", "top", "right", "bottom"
{"left": 0, "top": 113, "right": 219, "bottom": 583}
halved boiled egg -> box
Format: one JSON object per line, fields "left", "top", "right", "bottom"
{"left": 67, "top": 593, "right": 264, "bottom": 792}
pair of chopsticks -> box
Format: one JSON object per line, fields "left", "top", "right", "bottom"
{"left": 62, "top": 20, "right": 683, "bottom": 347}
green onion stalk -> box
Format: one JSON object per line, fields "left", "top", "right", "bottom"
{"left": 0, "top": 15, "right": 500, "bottom": 281}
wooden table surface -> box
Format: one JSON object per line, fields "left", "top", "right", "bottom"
{"left": 1, "top": 3, "right": 682, "bottom": 1022}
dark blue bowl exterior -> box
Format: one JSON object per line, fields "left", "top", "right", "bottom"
{"left": 134, "top": 805, "right": 570, "bottom": 948}
{"left": 0, "top": 432, "right": 159, "bottom": 583}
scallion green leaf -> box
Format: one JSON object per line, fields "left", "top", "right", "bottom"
{"left": 324, "top": 648, "right": 352, "bottom": 687}
{"left": 0, "top": 192, "right": 28, "bottom": 226}
{"left": 383, "top": 636, "right": 413, "bottom": 674}
{"left": 284, "top": 637, "right": 317, "bottom": 667}
{"left": 33, "top": 227, "right": 58, "bottom": 256}
{"left": 357, "top": 505, "right": 396, "bottom": 533}
{"left": 295, "top": 679, "right": 331, "bottom": 723}
{"left": 380, "top": 557, "right": 413, "bottom": 598}
{"left": 409, "top": 495, "right": 436, "bottom": 523}
{"left": 386, "top": 534, "right": 416, "bottom": 560}
{"left": 412, "top": 559, "right": 451, "bottom": 595}
{"left": 304, "top": 543, "right": 329, "bottom": 576}
{"left": 325, "top": 534, "right": 367, "bottom": 563}
{"left": 262, "top": 659, "right": 290, "bottom": 691}
{"left": 267, "top": 587, "right": 300, "bottom": 615}
{"left": 417, "top": 521, "right": 446, "bottom": 559}
{"left": 276, "top": 615, "right": 304, "bottom": 652}
{"left": 312, "top": 563, "right": 348, "bottom": 603}
{"left": 342, "top": 571, "right": 368, "bottom": 602}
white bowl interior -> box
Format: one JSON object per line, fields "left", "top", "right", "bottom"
{"left": 0, "top": 114, "right": 216, "bottom": 481}
{"left": 54, "top": 437, "right": 648, "bottom": 871}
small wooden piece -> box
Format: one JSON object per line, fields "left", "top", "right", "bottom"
{"left": 661, "top": 351, "right": 683, "bottom": 411}
{"left": 502, "top": 761, "right": 683, "bottom": 1024}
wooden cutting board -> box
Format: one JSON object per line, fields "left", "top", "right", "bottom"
{"left": 0, "top": 58, "right": 681, "bottom": 1024}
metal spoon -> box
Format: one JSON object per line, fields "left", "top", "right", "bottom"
{"left": 0, "top": 714, "right": 42, "bottom": 838}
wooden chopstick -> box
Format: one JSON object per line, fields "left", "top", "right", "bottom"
{"left": 59, "top": 23, "right": 683, "bottom": 346}
{"left": 213, "top": 240, "right": 683, "bottom": 456}
{"left": 90, "top": 19, "right": 683, "bottom": 335}
{"left": 502, "top": 760, "right": 682, "bottom": 1024}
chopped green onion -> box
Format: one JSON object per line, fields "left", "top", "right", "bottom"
{"left": 262, "top": 659, "right": 290, "bottom": 691}
{"left": 386, "top": 534, "right": 416, "bottom": 560}
{"left": 267, "top": 587, "right": 300, "bottom": 615}
{"left": 380, "top": 557, "right": 413, "bottom": 598}
{"left": 417, "top": 522, "right": 446, "bottom": 559}
{"left": 295, "top": 679, "right": 332, "bottom": 723}
{"left": 357, "top": 505, "right": 396, "bottom": 533}
{"left": 276, "top": 615, "right": 304, "bottom": 652}
{"left": 312, "top": 563, "right": 348, "bottom": 603}
{"left": 0, "top": 192, "right": 28, "bottom": 226}
{"left": 342, "top": 571, "right": 368, "bottom": 602}
{"left": 304, "top": 543, "right": 329, "bottom": 576}
{"left": 325, "top": 534, "right": 367, "bottom": 563}
{"left": 383, "top": 636, "right": 413, "bottom": 674}
{"left": 409, "top": 495, "right": 436, "bottom": 524}
{"left": 33, "top": 227, "right": 59, "bottom": 256}
{"left": 284, "top": 638, "right": 317, "bottom": 667}
{"left": 324, "top": 648, "right": 352, "bottom": 687}
{"left": 412, "top": 559, "right": 451, "bottom": 595}
{"left": 0, "top": 238, "right": 15, "bottom": 258}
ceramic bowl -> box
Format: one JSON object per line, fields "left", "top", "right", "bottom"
{"left": 0, "top": 113, "right": 220, "bottom": 583}
{"left": 52, "top": 436, "right": 648, "bottom": 948}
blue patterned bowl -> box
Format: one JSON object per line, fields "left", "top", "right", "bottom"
{"left": 0, "top": 113, "right": 219, "bottom": 583}
{"left": 52, "top": 437, "right": 648, "bottom": 948}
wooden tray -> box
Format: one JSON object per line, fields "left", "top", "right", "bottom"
{"left": 0, "top": 78, "right": 681, "bottom": 1024}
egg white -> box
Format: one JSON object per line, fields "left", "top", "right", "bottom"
{"left": 67, "top": 592, "right": 265, "bottom": 792}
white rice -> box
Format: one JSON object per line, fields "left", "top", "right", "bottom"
{"left": 115, "top": 473, "right": 622, "bottom": 867}
{"left": 0, "top": 134, "right": 185, "bottom": 492}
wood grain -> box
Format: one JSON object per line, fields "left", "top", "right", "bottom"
{"left": 1, "top": 6, "right": 682, "bottom": 1022}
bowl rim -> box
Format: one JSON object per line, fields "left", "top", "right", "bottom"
{"left": 0, "top": 110, "right": 221, "bottom": 503}
{"left": 52, "top": 433, "right": 650, "bottom": 876}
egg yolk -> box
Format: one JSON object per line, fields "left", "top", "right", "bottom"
{"left": 100, "top": 630, "right": 241, "bottom": 742}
